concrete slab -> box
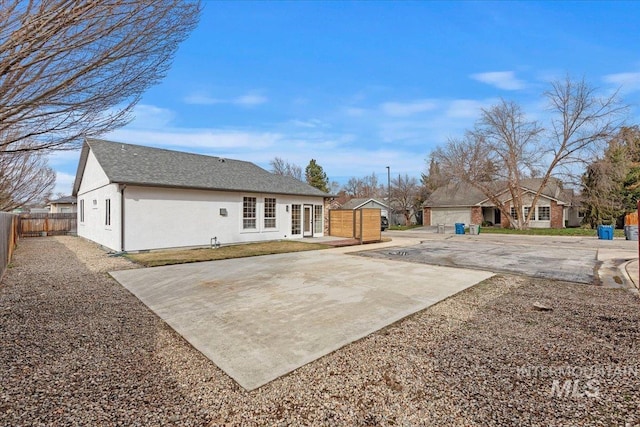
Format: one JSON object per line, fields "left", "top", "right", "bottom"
{"left": 359, "top": 240, "right": 598, "bottom": 283}
{"left": 110, "top": 251, "right": 493, "bottom": 390}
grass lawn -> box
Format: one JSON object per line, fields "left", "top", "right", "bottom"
{"left": 126, "top": 240, "right": 330, "bottom": 267}
{"left": 479, "top": 226, "right": 625, "bottom": 238}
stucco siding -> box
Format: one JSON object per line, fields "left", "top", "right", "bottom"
{"left": 77, "top": 151, "right": 110, "bottom": 194}
{"left": 77, "top": 184, "right": 121, "bottom": 251}
{"left": 122, "top": 186, "right": 324, "bottom": 252}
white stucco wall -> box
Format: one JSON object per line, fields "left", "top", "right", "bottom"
{"left": 77, "top": 183, "right": 122, "bottom": 251}
{"left": 122, "top": 186, "right": 324, "bottom": 251}
{"left": 76, "top": 151, "right": 122, "bottom": 251}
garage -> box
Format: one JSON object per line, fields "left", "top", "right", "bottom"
{"left": 430, "top": 207, "right": 471, "bottom": 225}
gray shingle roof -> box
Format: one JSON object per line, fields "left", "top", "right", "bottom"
{"left": 425, "top": 178, "right": 571, "bottom": 207}
{"left": 73, "top": 139, "right": 328, "bottom": 197}
{"left": 48, "top": 196, "right": 77, "bottom": 204}
{"left": 340, "top": 198, "right": 388, "bottom": 210}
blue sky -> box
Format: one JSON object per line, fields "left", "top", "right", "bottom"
{"left": 51, "top": 1, "right": 640, "bottom": 195}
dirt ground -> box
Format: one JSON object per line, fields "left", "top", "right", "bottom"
{"left": 1, "top": 236, "right": 639, "bottom": 426}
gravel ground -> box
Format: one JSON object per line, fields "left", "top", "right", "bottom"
{"left": 1, "top": 236, "right": 639, "bottom": 426}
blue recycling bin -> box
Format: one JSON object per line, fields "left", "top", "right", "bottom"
{"left": 598, "top": 225, "right": 614, "bottom": 240}
{"left": 455, "top": 223, "right": 465, "bottom": 235}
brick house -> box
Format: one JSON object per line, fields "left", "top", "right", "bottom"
{"left": 422, "top": 178, "right": 580, "bottom": 229}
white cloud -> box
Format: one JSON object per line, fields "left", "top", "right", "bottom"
{"left": 183, "top": 94, "right": 223, "bottom": 105}
{"left": 131, "top": 104, "right": 175, "bottom": 127}
{"left": 603, "top": 72, "right": 640, "bottom": 93}
{"left": 288, "top": 119, "right": 327, "bottom": 128}
{"left": 344, "top": 107, "right": 367, "bottom": 117}
{"left": 471, "top": 71, "right": 526, "bottom": 90}
{"left": 53, "top": 171, "right": 76, "bottom": 196}
{"left": 184, "top": 92, "right": 268, "bottom": 107}
{"left": 380, "top": 99, "right": 437, "bottom": 117}
{"left": 234, "top": 94, "right": 268, "bottom": 106}
{"left": 107, "top": 128, "right": 281, "bottom": 150}
{"left": 445, "top": 99, "right": 488, "bottom": 118}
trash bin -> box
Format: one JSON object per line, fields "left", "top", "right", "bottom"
{"left": 437, "top": 224, "right": 445, "bottom": 234}
{"left": 625, "top": 225, "right": 639, "bottom": 241}
{"left": 469, "top": 224, "right": 480, "bottom": 235}
{"left": 455, "top": 223, "right": 465, "bottom": 235}
{"left": 598, "top": 225, "right": 614, "bottom": 240}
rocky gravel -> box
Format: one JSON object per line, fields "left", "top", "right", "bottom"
{"left": 1, "top": 236, "right": 639, "bottom": 426}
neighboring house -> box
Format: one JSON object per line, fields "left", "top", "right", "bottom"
{"left": 48, "top": 195, "right": 77, "bottom": 213}
{"left": 72, "top": 139, "right": 329, "bottom": 252}
{"left": 423, "top": 178, "right": 580, "bottom": 229}
{"left": 340, "top": 198, "right": 390, "bottom": 217}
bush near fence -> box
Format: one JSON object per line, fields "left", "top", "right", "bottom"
{"left": 0, "top": 213, "right": 18, "bottom": 280}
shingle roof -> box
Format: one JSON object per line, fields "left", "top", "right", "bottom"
{"left": 48, "top": 195, "right": 77, "bottom": 204}
{"left": 425, "top": 178, "right": 572, "bottom": 207}
{"left": 72, "top": 139, "right": 328, "bottom": 197}
{"left": 340, "top": 198, "right": 388, "bottom": 210}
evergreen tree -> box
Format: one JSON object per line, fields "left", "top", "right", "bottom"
{"left": 581, "top": 126, "right": 640, "bottom": 227}
{"left": 305, "top": 159, "right": 330, "bottom": 192}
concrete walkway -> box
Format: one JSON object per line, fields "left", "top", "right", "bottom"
{"left": 110, "top": 248, "right": 492, "bottom": 390}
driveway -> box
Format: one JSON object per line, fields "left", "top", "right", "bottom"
{"left": 110, "top": 249, "right": 493, "bottom": 390}
{"left": 359, "top": 240, "right": 597, "bottom": 283}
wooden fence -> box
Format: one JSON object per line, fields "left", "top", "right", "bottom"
{"left": 18, "top": 213, "right": 77, "bottom": 237}
{"left": 0, "top": 212, "right": 18, "bottom": 280}
{"left": 328, "top": 208, "right": 382, "bottom": 243}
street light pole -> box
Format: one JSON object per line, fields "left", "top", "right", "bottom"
{"left": 386, "top": 166, "right": 391, "bottom": 222}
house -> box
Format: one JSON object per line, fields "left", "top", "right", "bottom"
{"left": 48, "top": 195, "right": 77, "bottom": 213}
{"left": 423, "top": 178, "right": 580, "bottom": 229}
{"left": 72, "top": 139, "right": 329, "bottom": 252}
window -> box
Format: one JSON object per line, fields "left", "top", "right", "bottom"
{"left": 243, "top": 197, "right": 256, "bottom": 229}
{"left": 291, "top": 204, "right": 301, "bottom": 235}
{"left": 105, "top": 199, "right": 111, "bottom": 226}
{"left": 264, "top": 198, "right": 276, "bottom": 228}
{"left": 314, "top": 205, "right": 323, "bottom": 234}
{"left": 524, "top": 206, "right": 532, "bottom": 220}
{"left": 510, "top": 207, "right": 517, "bottom": 219}
{"left": 80, "top": 199, "right": 85, "bottom": 223}
{"left": 538, "top": 206, "right": 550, "bottom": 221}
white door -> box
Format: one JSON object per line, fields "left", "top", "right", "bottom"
{"left": 303, "top": 205, "right": 313, "bottom": 237}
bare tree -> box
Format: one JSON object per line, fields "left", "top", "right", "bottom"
{"left": 0, "top": 141, "right": 56, "bottom": 211}
{"left": 390, "top": 174, "right": 419, "bottom": 226}
{"left": 432, "top": 77, "right": 627, "bottom": 229}
{"left": 0, "top": 0, "right": 201, "bottom": 153}
{"left": 342, "top": 173, "right": 383, "bottom": 198}
{"left": 270, "top": 157, "right": 302, "bottom": 180}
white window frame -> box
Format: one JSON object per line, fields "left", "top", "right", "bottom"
{"left": 264, "top": 197, "right": 276, "bottom": 229}
{"left": 243, "top": 197, "right": 257, "bottom": 229}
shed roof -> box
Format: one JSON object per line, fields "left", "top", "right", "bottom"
{"left": 340, "top": 197, "right": 388, "bottom": 210}
{"left": 72, "top": 139, "right": 328, "bottom": 197}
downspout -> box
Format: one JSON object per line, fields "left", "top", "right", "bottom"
{"left": 119, "top": 184, "right": 126, "bottom": 252}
